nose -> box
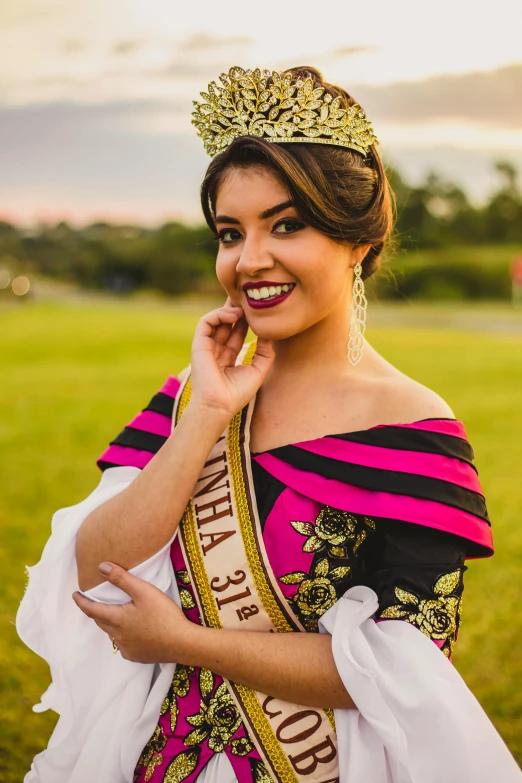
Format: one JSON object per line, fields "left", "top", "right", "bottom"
{"left": 235, "top": 235, "right": 275, "bottom": 277}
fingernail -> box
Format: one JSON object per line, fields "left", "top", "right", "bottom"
{"left": 99, "top": 562, "right": 112, "bottom": 575}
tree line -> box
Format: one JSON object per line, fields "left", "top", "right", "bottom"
{"left": 1, "top": 160, "right": 521, "bottom": 300}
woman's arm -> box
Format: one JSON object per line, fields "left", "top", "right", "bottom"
{"left": 76, "top": 402, "right": 229, "bottom": 591}
{"left": 77, "top": 303, "right": 275, "bottom": 592}
{"left": 73, "top": 562, "right": 356, "bottom": 709}
{"left": 182, "top": 624, "right": 357, "bottom": 710}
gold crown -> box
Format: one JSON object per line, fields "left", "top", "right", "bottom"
{"left": 191, "top": 66, "right": 378, "bottom": 158}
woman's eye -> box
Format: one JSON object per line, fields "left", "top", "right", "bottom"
{"left": 215, "top": 228, "right": 242, "bottom": 244}
{"left": 273, "top": 219, "right": 304, "bottom": 235}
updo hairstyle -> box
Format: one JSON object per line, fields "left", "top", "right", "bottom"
{"left": 200, "top": 66, "right": 396, "bottom": 280}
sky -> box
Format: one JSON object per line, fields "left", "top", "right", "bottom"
{"left": 2, "top": 0, "right": 522, "bottom": 225}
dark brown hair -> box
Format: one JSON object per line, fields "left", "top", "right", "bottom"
{"left": 199, "top": 66, "right": 396, "bottom": 280}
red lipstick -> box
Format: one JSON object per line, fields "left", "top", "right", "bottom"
{"left": 242, "top": 281, "right": 296, "bottom": 310}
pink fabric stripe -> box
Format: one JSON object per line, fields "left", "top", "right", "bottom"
{"left": 294, "top": 438, "right": 482, "bottom": 494}
{"left": 97, "top": 444, "right": 155, "bottom": 470}
{"left": 253, "top": 453, "right": 493, "bottom": 554}
{"left": 159, "top": 375, "right": 181, "bottom": 398}
{"left": 127, "top": 409, "right": 172, "bottom": 437}
{"left": 376, "top": 418, "right": 467, "bottom": 439}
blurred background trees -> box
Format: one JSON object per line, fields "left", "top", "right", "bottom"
{"left": 1, "top": 159, "right": 521, "bottom": 301}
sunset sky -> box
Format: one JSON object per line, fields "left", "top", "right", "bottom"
{"left": 2, "top": 0, "right": 522, "bottom": 225}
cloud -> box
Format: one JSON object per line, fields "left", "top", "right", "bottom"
{"left": 2, "top": 97, "right": 522, "bottom": 225}
{"left": 351, "top": 63, "right": 522, "bottom": 129}
{"left": 112, "top": 39, "right": 142, "bottom": 56}
{"left": 152, "top": 61, "right": 220, "bottom": 80}
{"left": 0, "top": 1, "right": 62, "bottom": 27}
{"left": 179, "top": 32, "right": 253, "bottom": 52}
{"left": 331, "top": 45, "right": 378, "bottom": 58}
{"left": 152, "top": 32, "right": 253, "bottom": 81}
{"left": 0, "top": 100, "right": 208, "bottom": 224}
{"left": 61, "top": 38, "right": 86, "bottom": 54}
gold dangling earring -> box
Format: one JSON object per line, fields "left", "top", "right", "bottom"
{"left": 347, "top": 262, "right": 368, "bottom": 366}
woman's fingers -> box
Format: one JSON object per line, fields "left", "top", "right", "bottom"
{"left": 223, "top": 313, "right": 249, "bottom": 355}
{"left": 199, "top": 306, "right": 243, "bottom": 334}
{"left": 249, "top": 337, "right": 276, "bottom": 380}
{"left": 213, "top": 317, "right": 237, "bottom": 346}
{"left": 72, "top": 592, "right": 123, "bottom": 624}
{"left": 193, "top": 307, "right": 243, "bottom": 351}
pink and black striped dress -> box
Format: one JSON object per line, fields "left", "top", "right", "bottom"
{"left": 97, "top": 375, "right": 493, "bottom": 783}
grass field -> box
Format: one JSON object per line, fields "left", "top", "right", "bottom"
{"left": 1, "top": 299, "right": 521, "bottom": 779}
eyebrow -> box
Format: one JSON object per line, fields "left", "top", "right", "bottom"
{"left": 215, "top": 199, "right": 295, "bottom": 225}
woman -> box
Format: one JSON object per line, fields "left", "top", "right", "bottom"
{"left": 17, "top": 65, "right": 521, "bottom": 783}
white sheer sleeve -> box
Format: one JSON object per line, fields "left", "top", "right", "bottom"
{"left": 16, "top": 466, "right": 180, "bottom": 783}
{"left": 319, "top": 585, "right": 522, "bottom": 783}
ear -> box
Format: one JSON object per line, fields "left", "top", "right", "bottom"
{"left": 351, "top": 243, "right": 372, "bottom": 266}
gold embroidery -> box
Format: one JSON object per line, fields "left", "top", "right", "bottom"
{"left": 378, "top": 568, "right": 463, "bottom": 657}
{"left": 231, "top": 736, "right": 255, "bottom": 756}
{"left": 291, "top": 508, "right": 375, "bottom": 558}
{"left": 176, "top": 376, "right": 223, "bottom": 630}
{"left": 251, "top": 757, "right": 276, "bottom": 783}
{"left": 199, "top": 667, "right": 215, "bottom": 699}
{"left": 163, "top": 748, "right": 200, "bottom": 783}
{"left": 180, "top": 498, "right": 223, "bottom": 628}
{"left": 170, "top": 699, "right": 179, "bottom": 733}
{"left": 164, "top": 664, "right": 196, "bottom": 734}
{"left": 177, "top": 570, "right": 192, "bottom": 585}
{"left": 234, "top": 683, "right": 298, "bottom": 782}
{"left": 184, "top": 682, "right": 242, "bottom": 752}
{"left": 179, "top": 588, "right": 196, "bottom": 609}
{"left": 172, "top": 665, "right": 195, "bottom": 698}
{"left": 136, "top": 725, "right": 166, "bottom": 781}
{"left": 280, "top": 558, "right": 350, "bottom": 632}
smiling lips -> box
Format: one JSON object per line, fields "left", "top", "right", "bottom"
{"left": 242, "top": 282, "right": 296, "bottom": 309}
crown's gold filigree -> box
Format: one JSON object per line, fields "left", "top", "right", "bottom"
{"left": 191, "top": 66, "right": 378, "bottom": 158}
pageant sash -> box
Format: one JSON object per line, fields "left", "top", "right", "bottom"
{"left": 172, "top": 341, "right": 339, "bottom": 783}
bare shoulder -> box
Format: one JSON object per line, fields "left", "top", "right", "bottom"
{"left": 372, "top": 374, "right": 455, "bottom": 425}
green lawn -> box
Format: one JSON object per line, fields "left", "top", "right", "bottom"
{"left": 1, "top": 300, "right": 521, "bottom": 779}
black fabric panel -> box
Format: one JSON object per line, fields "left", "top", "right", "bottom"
{"left": 145, "top": 392, "right": 176, "bottom": 418}
{"left": 356, "top": 518, "right": 467, "bottom": 654}
{"left": 250, "top": 457, "right": 287, "bottom": 532}
{"left": 332, "top": 426, "right": 476, "bottom": 468}
{"left": 266, "top": 445, "right": 490, "bottom": 524}
{"left": 110, "top": 427, "right": 168, "bottom": 453}
{"left": 97, "top": 459, "right": 119, "bottom": 472}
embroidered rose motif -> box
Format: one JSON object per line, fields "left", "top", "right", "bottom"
{"left": 378, "top": 569, "right": 463, "bottom": 657}
{"left": 231, "top": 736, "right": 254, "bottom": 756}
{"left": 184, "top": 680, "right": 242, "bottom": 753}
{"left": 280, "top": 558, "right": 350, "bottom": 631}
{"left": 290, "top": 507, "right": 375, "bottom": 558}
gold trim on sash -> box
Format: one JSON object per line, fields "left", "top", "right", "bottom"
{"left": 226, "top": 343, "right": 298, "bottom": 635}
{"left": 172, "top": 342, "right": 338, "bottom": 783}
{"left": 174, "top": 374, "right": 223, "bottom": 628}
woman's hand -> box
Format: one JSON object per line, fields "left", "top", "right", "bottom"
{"left": 72, "top": 563, "right": 196, "bottom": 664}
{"left": 189, "top": 297, "right": 275, "bottom": 418}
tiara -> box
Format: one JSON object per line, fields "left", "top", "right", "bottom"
{"left": 191, "top": 66, "right": 378, "bottom": 158}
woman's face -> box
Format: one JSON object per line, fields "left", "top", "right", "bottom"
{"left": 214, "top": 165, "right": 368, "bottom": 341}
